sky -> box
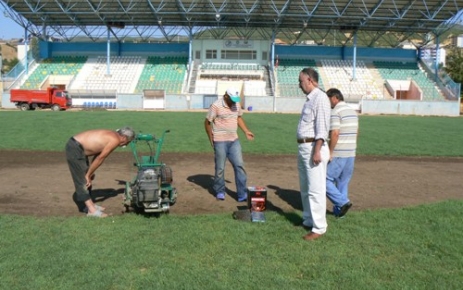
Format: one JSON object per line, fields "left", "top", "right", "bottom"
{"left": 0, "top": 13, "right": 24, "bottom": 40}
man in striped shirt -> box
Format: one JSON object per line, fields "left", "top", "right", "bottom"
{"left": 326, "top": 88, "right": 359, "bottom": 218}
{"left": 204, "top": 87, "right": 254, "bottom": 202}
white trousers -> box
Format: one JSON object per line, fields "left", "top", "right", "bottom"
{"left": 297, "top": 142, "right": 329, "bottom": 235}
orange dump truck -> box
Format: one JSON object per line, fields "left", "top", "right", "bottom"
{"left": 10, "top": 87, "right": 72, "bottom": 111}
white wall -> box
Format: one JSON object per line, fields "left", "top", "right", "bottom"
{"left": 454, "top": 35, "right": 463, "bottom": 47}
{"left": 17, "top": 44, "right": 28, "bottom": 61}
{"left": 361, "top": 99, "right": 460, "bottom": 116}
{"left": 191, "top": 39, "right": 271, "bottom": 65}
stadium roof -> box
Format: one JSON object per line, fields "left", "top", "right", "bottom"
{"left": 1, "top": 0, "right": 462, "bottom": 47}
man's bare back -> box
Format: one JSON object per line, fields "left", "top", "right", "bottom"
{"left": 73, "top": 129, "right": 122, "bottom": 156}
{"left": 73, "top": 128, "right": 134, "bottom": 189}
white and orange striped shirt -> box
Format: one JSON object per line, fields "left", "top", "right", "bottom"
{"left": 330, "top": 101, "right": 358, "bottom": 158}
{"left": 206, "top": 98, "right": 243, "bottom": 142}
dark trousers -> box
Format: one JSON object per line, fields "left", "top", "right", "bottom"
{"left": 65, "top": 138, "right": 92, "bottom": 212}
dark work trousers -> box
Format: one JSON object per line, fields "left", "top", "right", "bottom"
{"left": 65, "top": 137, "right": 92, "bottom": 212}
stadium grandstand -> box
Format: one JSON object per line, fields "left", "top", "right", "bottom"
{"left": 0, "top": 0, "right": 462, "bottom": 116}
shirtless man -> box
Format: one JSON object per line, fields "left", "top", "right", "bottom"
{"left": 65, "top": 126, "right": 135, "bottom": 217}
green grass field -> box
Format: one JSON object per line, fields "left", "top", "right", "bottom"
{"left": 1, "top": 111, "right": 462, "bottom": 289}
{"left": 1, "top": 111, "right": 463, "bottom": 156}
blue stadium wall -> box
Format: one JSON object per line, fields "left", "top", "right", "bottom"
{"left": 274, "top": 45, "right": 418, "bottom": 62}
{"left": 39, "top": 41, "right": 417, "bottom": 62}
{"left": 39, "top": 41, "right": 189, "bottom": 58}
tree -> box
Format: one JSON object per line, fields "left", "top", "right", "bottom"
{"left": 29, "top": 37, "right": 40, "bottom": 60}
{"left": 444, "top": 48, "right": 463, "bottom": 97}
{"left": 2, "top": 57, "right": 19, "bottom": 73}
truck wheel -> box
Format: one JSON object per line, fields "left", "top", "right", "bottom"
{"left": 51, "top": 104, "right": 60, "bottom": 111}
{"left": 20, "top": 103, "right": 30, "bottom": 111}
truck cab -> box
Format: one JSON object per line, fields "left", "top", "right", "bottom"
{"left": 52, "top": 89, "right": 72, "bottom": 111}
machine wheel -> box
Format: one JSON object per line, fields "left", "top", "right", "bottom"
{"left": 133, "top": 206, "right": 145, "bottom": 215}
{"left": 169, "top": 188, "right": 178, "bottom": 205}
{"left": 51, "top": 104, "right": 60, "bottom": 111}
{"left": 124, "top": 205, "right": 130, "bottom": 213}
{"left": 123, "top": 182, "right": 133, "bottom": 207}
{"left": 161, "top": 166, "right": 173, "bottom": 183}
{"left": 20, "top": 103, "right": 30, "bottom": 111}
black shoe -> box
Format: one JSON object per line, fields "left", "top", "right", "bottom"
{"left": 338, "top": 202, "right": 353, "bottom": 218}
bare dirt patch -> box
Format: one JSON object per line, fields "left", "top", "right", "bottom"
{"left": 0, "top": 150, "right": 461, "bottom": 217}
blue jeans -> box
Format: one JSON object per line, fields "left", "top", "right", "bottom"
{"left": 326, "top": 157, "right": 355, "bottom": 207}
{"left": 213, "top": 140, "right": 247, "bottom": 199}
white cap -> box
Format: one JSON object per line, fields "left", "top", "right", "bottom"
{"left": 226, "top": 87, "right": 241, "bottom": 103}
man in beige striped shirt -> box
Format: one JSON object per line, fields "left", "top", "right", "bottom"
{"left": 204, "top": 88, "right": 254, "bottom": 202}
{"left": 326, "top": 88, "right": 358, "bottom": 218}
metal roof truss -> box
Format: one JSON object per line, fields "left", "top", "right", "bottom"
{"left": 0, "top": 0, "right": 461, "bottom": 47}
